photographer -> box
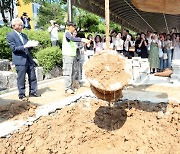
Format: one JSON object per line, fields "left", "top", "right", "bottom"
{"left": 20, "top": 12, "right": 31, "bottom": 30}
{"left": 48, "top": 20, "right": 59, "bottom": 46}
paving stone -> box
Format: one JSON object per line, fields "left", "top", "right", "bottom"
{"left": 35, "top": 67, "right": 43, "bottom": 81}
{"left": 0, "top": 71, "right": 17, "bottom": 90}
{"left": 0, "top": 59, "right": 10, "bottom": 71}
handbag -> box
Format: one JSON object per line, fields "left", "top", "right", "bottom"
{"left": 137, "top": 49, "right": 141, "bottom": 53}
{"left": 129, "top": 46, "right": 135, "bottom": 52}
{"left": 163, "top": 53, "right": 168, "bottom": 59}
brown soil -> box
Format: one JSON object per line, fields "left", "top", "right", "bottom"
{"left": 84, "top": 51, "right": 131, "bottom": 91}
{"left": 154, "top": 68, "right": 173, "bottom": 77}
{"left": 0, "top": 101, "right": 37, "bottom": 121}
{"left": 0, "top": 98, "right": 179, "bottom": 154}
{"left": 84, "top": 51, "right": 131, "bottom": 101}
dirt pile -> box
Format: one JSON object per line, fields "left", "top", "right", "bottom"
{"left": 84, "top": 51, "right": 132, "bottom": 102}
{"left": 0, "top": 101, "right": 37, "bottom": 121}
{"left": 154, "top": 68, "right": 173, "bottom": 77}
{"left": 0, "top": 98, "right": 179, "bottom": 154}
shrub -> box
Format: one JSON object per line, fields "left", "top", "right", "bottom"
{"left": 0, "top": 26, "right": 64, "bottom": 61}
{"left": 58, "top": 32, "right": 63, "bottom": 48}
{"left": 35, "top": 47, "right": 62, "bottom": 74}
{"left": 23, "top": 30, "right": 64, "bottom": 55}
{"left": 23, "top": 29, "right": 51, "bottom": 51}
{"left": 0, "top": 26, "right": 12, "bottom": 60}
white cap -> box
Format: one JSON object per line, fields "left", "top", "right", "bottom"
{"left": 50, "top": 20, "right": 55, "bottom": 24}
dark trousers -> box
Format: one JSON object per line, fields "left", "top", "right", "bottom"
{"left": 15, "top": 61, "right": 37, "bottom": 97}
{"left": 51, "top": 40, "right": 59, "bottom": 47}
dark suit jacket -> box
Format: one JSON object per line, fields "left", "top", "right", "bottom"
{"left": 7, "top": 30, "right": 34, "bottom": 66}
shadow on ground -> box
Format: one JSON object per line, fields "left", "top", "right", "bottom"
{"left": 0, "top": 98, "right": 39, "bottom": 123}
{"left": 0, "top": 87, "right": 56, "bottom": 123}
{"left": 94, "top": 94, "right": 168, "bottom": 131}
{"left": 38, "top": 87, "right": 55, "bottom": 95}
{"left": 94, "top": 105, "right": 127, "bottom": 131}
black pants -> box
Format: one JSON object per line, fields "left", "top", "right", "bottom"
{"left": 16, "top": 61, "right": 37, "bottom": 97}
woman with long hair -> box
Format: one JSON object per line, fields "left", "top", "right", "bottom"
{"left": 94, "top": 35, "right": 103, "bottom": 53}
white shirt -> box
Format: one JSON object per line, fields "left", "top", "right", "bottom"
{"left": 164, "top": 40, "right": 172, "bottom": 50}
{"left": 112, "top": 37, "right": 117, "bottom": 46}
{"left": 14, "top": 30, "right": 24, "bottom": 44}
{"left": 115, "top": 39, "right": 124, "bottom": 50}
{"left": 95, "top": 42, "right": 103, "bottom": 52}
{"left": 48, "top": 26, "right": 59, "bottom": 41}
{"left": 103, "top": 42, "right": 113, "bottom": 50}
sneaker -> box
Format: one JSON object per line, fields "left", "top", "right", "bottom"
{"left": 65, "top": 89, "right": 74, "bottom": 94}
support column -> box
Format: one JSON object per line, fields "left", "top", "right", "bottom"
{"left": 105, "top": 0, "right": 110, "bottom": 50}
{"left": 67, "top": 0, "right": 73, "bottom": 22}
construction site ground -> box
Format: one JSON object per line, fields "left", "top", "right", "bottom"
{"left": 0, "top": 76, "right": 179, "bottom": 154}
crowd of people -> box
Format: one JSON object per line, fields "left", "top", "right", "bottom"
{"left": 62, "top": 26, "right": 180, "bottom": 94}
{"left": 6, "top": 16, "right": 180, "bottom": 97}
{"left": 73, "top": 29, "right": 180, "bottom": 74}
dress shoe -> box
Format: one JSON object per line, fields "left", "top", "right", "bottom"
{"left": 29, "top": 93, "right": 41, "bottom": 97}
{"left": 19, "top": 95, "right": 28, "bottom": 101}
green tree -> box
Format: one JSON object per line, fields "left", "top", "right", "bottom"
{"left": 36, "top": 1, "right": 66, "bottom": 29}
{"left": 0, "top": 0, "right": 19, "bottom": 25}
{"left": 74, "top": 7, "right": 102, "bottom": 33}
{"left": 110, "top": 21, "right": 121, "bottom": 33}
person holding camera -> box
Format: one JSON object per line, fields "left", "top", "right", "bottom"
{"left": 138, "top": 32, "right": 148, "bottom": 58}
{"left": 48, "top": 20, "right": 59, "bottom": 46}
{"left": 20, "top": 12, "right": 31, "bottom": 30}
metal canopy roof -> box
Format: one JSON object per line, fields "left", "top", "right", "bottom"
{"left": 71, "top": 0, "right": 180, "bottom": 33}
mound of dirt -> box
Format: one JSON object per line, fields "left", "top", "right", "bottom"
{"left": 0, "top": 101, "right": 37, "bottom": 121}
{"left": 154, "top": 68, "right": 173, "bottom": 77}
{"left": 0, "top": 98, "right": 179, "bottom": 154}
{"left": 84, "top": 50, "right": 132, "bottom": 101}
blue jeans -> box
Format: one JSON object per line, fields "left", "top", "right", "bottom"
{"left": 167, "top": 50, "right": 172, "bottom": 68}
{"left": 159, "top": 57, "right": 164, "bottom": 70}
{"left": 163, "top": 59, "right": 168, "bottom": 69}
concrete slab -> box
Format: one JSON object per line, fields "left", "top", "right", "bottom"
{"left": 122, "top": 90, "right": 168, "bottom": 103}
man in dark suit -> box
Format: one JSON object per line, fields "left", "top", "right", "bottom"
{"left": 7, "top": 18, "right": 40, "bottom": 100}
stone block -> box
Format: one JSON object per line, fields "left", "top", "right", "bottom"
{"left": 132, "top": 60, "right": 140, "bottom": 67}
{"left": 139, "top": 58, "right": 149, "bottom": 63}
{"left": 49, "top": 66, "right": 62, "bottom": 78}
{"left": 35, "top": 67, "right": 43, "bottom": 81}
{"left": 170, "top": 74, "right": 180, "bottom": 80}
{"left": 139, "top": 66, "right": 150, "bottom": 73}
{"left": 172, "top": 60, "right": 180, "bottom": 66}
{"left": 140, "top": 72, "right": 148, "bottom": 81}
{"left": 0, "top": 59, "right": 10, "bottom": 71}
{"left": 170, "top": 79, "right": 179, "bottom": 84}
{"left": 0, "top": 71, "right": 17, "bottom": 90}
{"left": 172, "top": 67, "right": 180, "bottom": 74}
{"left": 132, "top": 57, "right": 141, "bottom": 60}
{"left": 132, "top": 67, "right": 140, "bottom": 80}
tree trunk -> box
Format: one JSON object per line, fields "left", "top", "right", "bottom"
{"left": 0, "top": 0, "right": 8, "bottom": 24}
